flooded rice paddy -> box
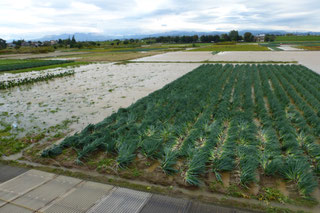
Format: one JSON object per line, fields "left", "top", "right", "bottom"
{"left": 0, "top": 63, "right": 200, "bottom": 140}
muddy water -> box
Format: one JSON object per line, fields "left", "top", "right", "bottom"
{"left": 0, "top": 63, "right": 200, "bottom": 140}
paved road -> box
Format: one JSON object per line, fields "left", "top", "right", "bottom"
{"left": 0, "top": 164, "right": 253, "bottom": 213}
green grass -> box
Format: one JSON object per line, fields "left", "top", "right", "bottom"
{"left": 260, "top": 41, "right": 320, "bottom": 51}
{"left": 0, "top": 59, "right": 78, "bottom": 73}
{"left": 190, "top": 44, "right": 270, "bottom": 51}
{"left": 0, "top": 59, "right": 37, "bottom": 65}
{"left": 275, "top": 35, "right": 320, "bottom": 42}
{"left": 298, "top": 46, "right": 320, "bottom": 51}
{"left": 2, "top": 61, "right": 89, "bottom": 74}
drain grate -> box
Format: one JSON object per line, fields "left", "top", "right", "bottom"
{"left": 87, "top": 187, "right": 151, "bottom": 213}
{"left": 139, "top": 194, "right": 189, "bottom": 213}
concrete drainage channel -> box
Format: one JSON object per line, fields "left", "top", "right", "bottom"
{"left": 0, "top": 164, "right": 252, "bottom": 213}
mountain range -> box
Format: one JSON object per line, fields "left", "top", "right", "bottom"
{"left": 30, "top": 30, "right": 320, "bottom": 42}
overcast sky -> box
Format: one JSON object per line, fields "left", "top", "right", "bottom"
{"left": 1, "top": 0, "right": 320, "bottom": 40}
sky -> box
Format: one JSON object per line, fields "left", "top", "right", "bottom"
{"left": 0, "top": 0, "right": 320, "bottom": 40}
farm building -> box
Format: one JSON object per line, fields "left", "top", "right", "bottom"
{"left": 255, "top": 34, "right": 265, "bottom": 42}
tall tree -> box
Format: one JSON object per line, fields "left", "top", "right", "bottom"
{"left": 229, "top": 30, "right": 239, "bottom": 41}
{"left": 192, "top": 35, "right": 199, "bottom": 43}
{"left": 0, "top": 38, "right": 7, "bottom": 49}
{"left": 265, "top": 34, "right": 276, "bottom": 42}
{"left": 70, "top": 35, "right": 76, "bottom": 48}
{"left": 221, "top": 34, "right": 230, "bottom": 41}
{"left": 244, "top": 32, "right": 254, "bottom": 42}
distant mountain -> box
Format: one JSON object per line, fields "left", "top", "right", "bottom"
{"left": 33, "top": 33, "right": 113, "bottom": 42}
{"left": 32, "top": 30, "right": 320, "bottom": 42}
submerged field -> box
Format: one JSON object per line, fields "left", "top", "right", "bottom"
{"left": 0, "top": 63, "right": 199, "bottom": 157}
{"left": 40, "top": 64, "right": 320, "bottom": 202}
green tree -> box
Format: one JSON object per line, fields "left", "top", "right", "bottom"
{"left": 192, "top": 35, "right": 199, "bottom": 43}
{"left": 13, "top": 39, "right": 24, "bottom": 49}
{"left": 221, "top": 34, "right": 230, "bottom": 41}
{"left": 265, "top": 34, "right": 276, "bottom": 42}
{"left": 229, "top": 30, "right": 239, "bottom": 41}
{"left": 244, "top": 32, "right": 254, "bottom": 42}
{"left": 70, "top": 35, "right": 76, "bottom": 48}
{"left": 76, "top": 43, "right": 83, "bottom": 49}
{"left": 0, "top": 38, "right": 6, "bottom": 49}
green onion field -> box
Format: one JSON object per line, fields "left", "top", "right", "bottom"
{"left": 42, "top": 64, "right": 320, "bottom": 197}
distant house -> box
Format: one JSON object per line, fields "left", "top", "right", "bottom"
{"left": 50, "top": 40, "right": 57, "bottom": 45}
{"left": 30, "top": 41, "right": 41, "bottom": 47}
{"left": 21, "top": 42, "right": 30, "bottom": 47}
{"left": 7, "top": 43, "right": 16, "bottom": 48}
{"left": 255, "top": 34, "right": 265, "bottom": 42}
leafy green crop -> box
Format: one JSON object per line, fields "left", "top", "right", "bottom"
{"left": 0, "top": 60, "right": 74, "bottom": 72}
{"left": 42, "top": 64, "right": 320, "bottom": 196}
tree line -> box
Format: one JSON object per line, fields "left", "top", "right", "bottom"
{"left": 56, "top": 36, "right": 101, "bottom": 48}
{"left": 144, "top": 30, "right": 275, "bottom": 43}
{"left": 0, "top": 30, "right": 277, "bottom": 50}
{"left": 0, "top": 38, "right": 6, "bottom": 49}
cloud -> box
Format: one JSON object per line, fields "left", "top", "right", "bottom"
{"left": 0, "top": 0, "right": 319, "bottom": 40}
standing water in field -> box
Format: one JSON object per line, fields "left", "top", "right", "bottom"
{"left": 0, "top": 63, "right": 200, "bottom": 155}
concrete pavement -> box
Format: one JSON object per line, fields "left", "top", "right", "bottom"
{"left": 0, "top": 164, "right": 253, "bottom": 213}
